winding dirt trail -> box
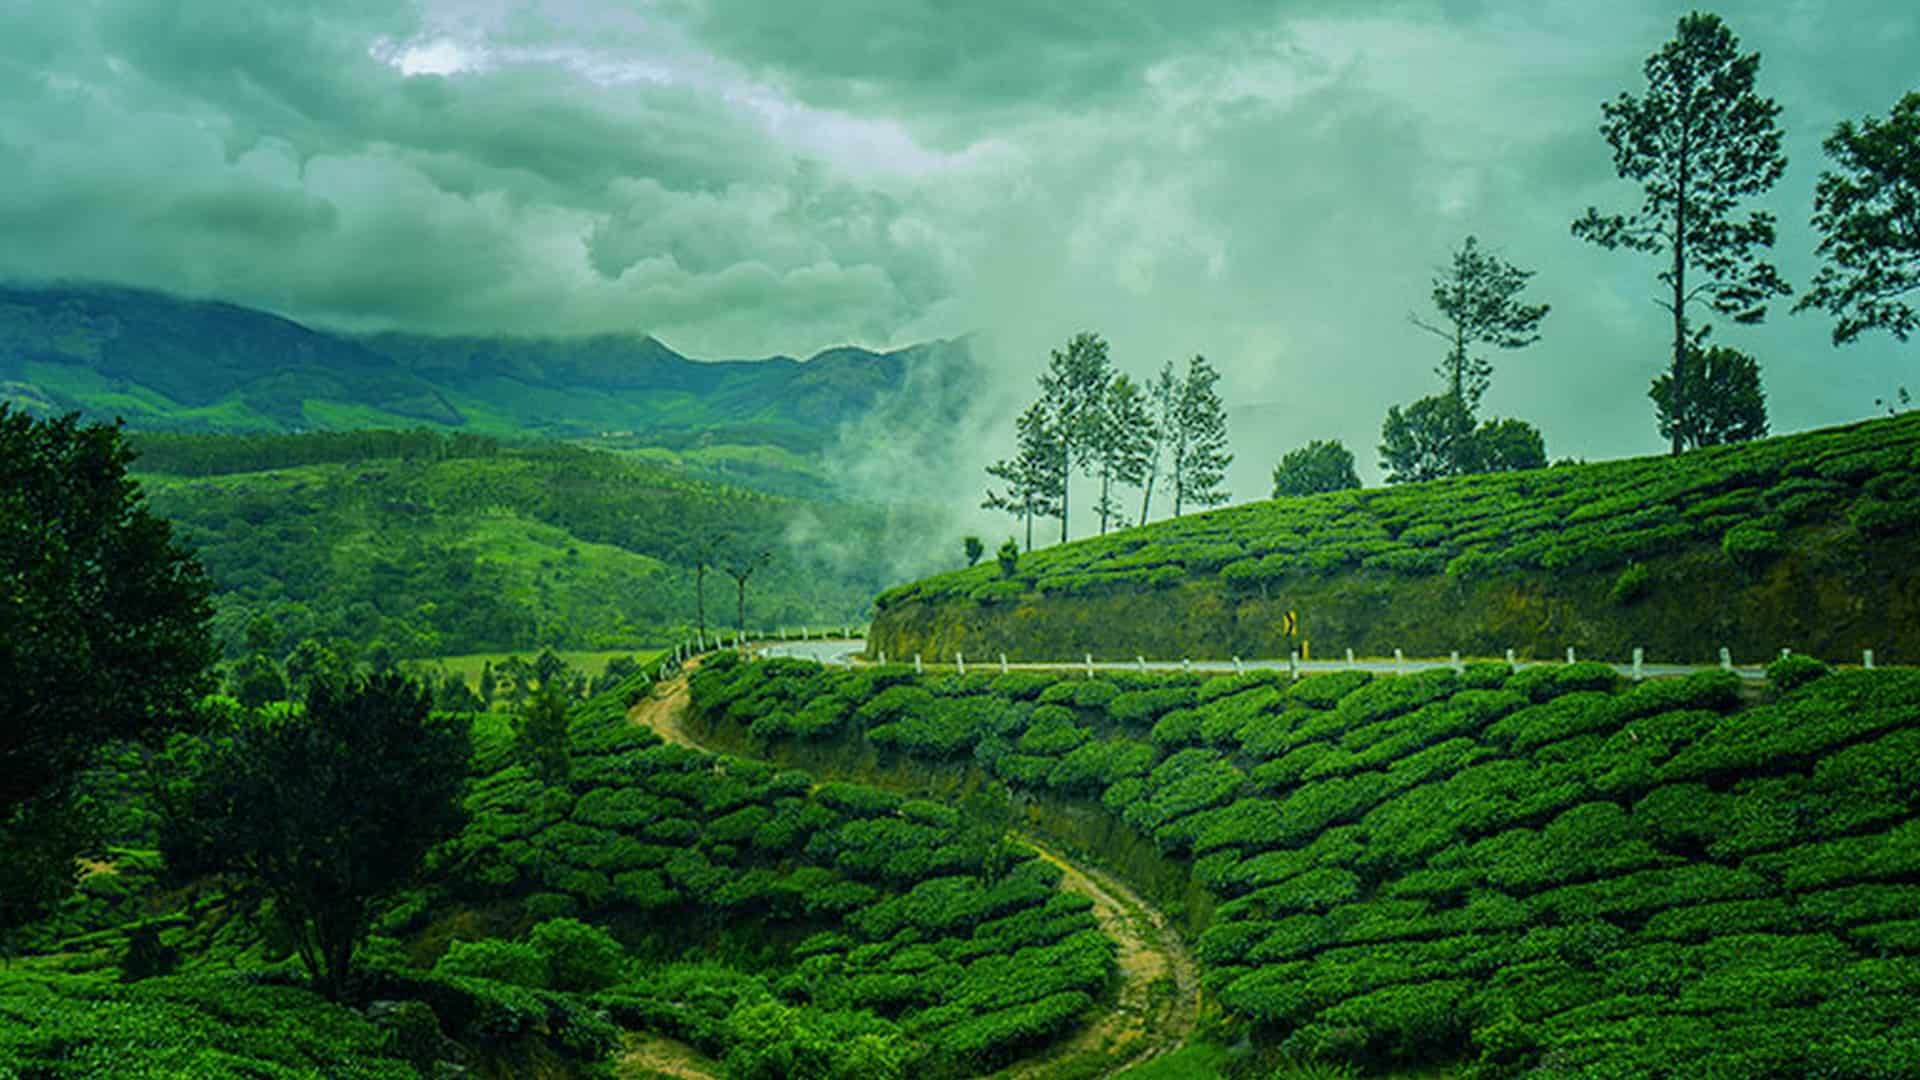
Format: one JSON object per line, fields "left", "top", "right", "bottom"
{"left": 625, "top": 666, "right": 1202, "bottom": 1079}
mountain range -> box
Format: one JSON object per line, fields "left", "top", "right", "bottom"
{"left": 0, "top": 283, "right": 973, "bottom": 451}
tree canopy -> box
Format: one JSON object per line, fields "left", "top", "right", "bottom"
{"left": 158, "top": 671, "right": 471, "bottom": 1000}
{"left": 1271, "top": 440, "right": 1361, "bottom": 498}
{"left": 1798, "top": 91, "right": 1920, "bottom": 345}
{"left": 2, "top": 407, "right": 214, "bottom": 935}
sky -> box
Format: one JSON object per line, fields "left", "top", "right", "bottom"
{"left": 1, "top": 0, "right": 1914, "bottom": 507}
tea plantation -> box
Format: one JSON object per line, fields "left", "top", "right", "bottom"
{"left": 690, "top": 651, "right": 1920, "bottom": 1077}
{"left": 1, "top": 670, "right": 1115, "bottom": 1078}
{"left": 873, "top": 411, "right": 1920, "bottom": 664}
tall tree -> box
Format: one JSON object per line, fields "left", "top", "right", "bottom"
{"left": 1171, "top": 355, "right": 1233, "bottom": 516}
{"left": 158, "top": 672, "right": 469, "bottom": 1001}
{"left": 1797, "top": 91, "right": 1920, "bottom": 345}
{"left": 1037, "top": 332, "right": 1114, "bottom": 542}
{"left": 1408, "top": 235, "right": 1551, "bottom": 412}
{"left": 1649, "top": 331, "right": 1769, "bottom": 448}
{"left": 983, "top": 401, "right": 1064, "bottom": 552}
{"left": 1271, "top": 439, "right": 1361, "bottom": 497}
{"left": 2, "top": 407, "right": 214, "bottom": 938}
{"left": 1092, "top": 373, "right": 1155, "bottom": 534}
{"left": 723, "top": 549, "right": 772, "bottom": 636}
{"left": 1571, "top": 12, "right": 1790, "bottom": 454}
{"left": 1138, "top": 361, "right": 1178, "bottom": 525}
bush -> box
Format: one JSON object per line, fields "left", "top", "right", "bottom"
{"left": 433, "top": 938, "right": 550, "bottom": 989}
{"left": 1721, "top": 521, "right": 1783, "bottom": 569}
{"left": 1766, "top": 653, "right": 1832, "bottom": 694}
{"left": 1610, "top": 562, "right": 1652, "bottom": 605}
{"left": 528, "top": 918, "right": 627, "bottom": 992}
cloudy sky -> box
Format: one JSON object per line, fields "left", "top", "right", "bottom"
{"left": 2, "top": 0, "right": 1914, "bottom": 500}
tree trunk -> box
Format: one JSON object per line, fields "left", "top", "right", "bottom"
{"left": 695, "top": 564, "right": 707, "bottom": 639}
{"left": 736, "top": 579, "right": 747, "bottom": 635}
{"left": 1059, "top": 449, "right": 1070, "bottom": 544}
{"left": 1672, "top": 155, "right": 1689, "bottom": 455}
{"left": 1098, "top": 465, "right": 1111, "bottom": 535}
{"left": 1139, "top": 469, "right": 1154, "bottom": 527}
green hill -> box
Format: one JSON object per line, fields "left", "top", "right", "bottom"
{"left": 0, "top": 283, "right": 974, "bottom": 450}
{"left": 129, "top": 430, "right": 925, "bottom": 658}
{"left": 5, "top": 670, "right": 1114, "bottom": 1077}
{"left": 874, "top": 412, "right": 1920, "bottom": 665}
{"left": 686, "top": 652, "right": 1920, "bottom": 1077}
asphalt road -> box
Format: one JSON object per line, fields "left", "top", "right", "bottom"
{"left": 754, "top": 639, "right": 1782, "bottom": 680}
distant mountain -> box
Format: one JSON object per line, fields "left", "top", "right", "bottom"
{"left": 0, "top": 283, "right": 974, "bottom": 450}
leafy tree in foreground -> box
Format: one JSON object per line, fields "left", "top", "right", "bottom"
{"left": 1797, "top": 91, "right": 1920, "bottom": 345}
{"left": 1271, "top": 439, "right": 1361, "bottom": 497}
{"left": 1408, "top": 235, "right": 1551, "bottom": 411}
{"left": 1650, "top": 333, "right": 1769, "bottom": 448}
{"left": 1171, "top": 355, "right": 1233, "bottom": 515}
{"left": 158, "top": 671, "right": 469, "bottom": 1001}
{"left": 996, "top": 538, "right": 1020, "bottom": 579}
{"left": 1, "top": 406, "right": 214, "bottom": 938}
{"left": 963, "top": 535, "right": 984, "bottom": 567}
{"left": 1571, "top": 11, "right": 1790, "bottom": 454}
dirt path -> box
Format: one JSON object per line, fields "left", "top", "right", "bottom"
{"left": 627, "top": 667, "right": 1203, "bottom": 1079}
{"left": 613, "top": 1031, "right": 722, "bottom": 1080}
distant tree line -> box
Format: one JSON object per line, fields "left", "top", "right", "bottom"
{"left": 984, "top": 333, "right": 1232, "bottom": 548}
{"left": 1265, "top": 15, "right": 1917, "bottom": 497}
{"left": 130, "top": 428, "right": 506, "bottom": 476}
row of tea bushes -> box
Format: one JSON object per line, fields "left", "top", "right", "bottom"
{"left": 691, "top": 650, "right": 1920, "bottom": 1076}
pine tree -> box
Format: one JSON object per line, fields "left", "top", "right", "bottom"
{"left": 1572, "top": 12, "right": 1790, "bottom": 454}
{"left": 1407, "top": 235, "right": 1550, "bottom": 413}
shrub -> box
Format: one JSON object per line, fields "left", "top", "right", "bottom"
{"left": 433, "top": 938, "right": 550, "bottom": 989}
{"left": 1767, "top": 653, "right": 1832, "bottom": 693}
{"left": 528, "top": 918, "right": 628, "bottom": 992}
{"left": 1610, "top": 562, "right": 1652, "bottom": 605}
{"left": 1721, "top": 521, "right": 1783, "bottom": 569}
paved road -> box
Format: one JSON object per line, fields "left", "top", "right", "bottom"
{"left": 755, "top": 639, "right": 1784, "bottom": 680}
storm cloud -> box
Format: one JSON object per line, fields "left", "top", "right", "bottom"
{"left": 1, "top": 0, "right": 1914, "bottom": 505}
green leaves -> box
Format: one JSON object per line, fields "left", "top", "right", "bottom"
{"left": 1798, "top": 91, "right": 1920, "bottom": 345}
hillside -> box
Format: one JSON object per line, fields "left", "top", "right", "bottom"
{"left": 874, "top": 411, "right": 1920, "bottom": 665}
{"left": 0, "top": 283, "right": 974, "bottom": 450}
{"left": 4, "top": 669, "right": 1117, "bottom": 1078}
{"left": 686, "top": 652, "right": 1920, "bottom": 1077}
{"left": 129, "top": 430, "right": 927, "bottom": 658}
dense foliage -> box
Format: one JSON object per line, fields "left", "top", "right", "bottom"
{"left": 880, "top": 410, "right": 1920, "bottom": 612}
{"left": 158, "top": 673, "right": 471, "bottom": 1000}
{"left": 1, "top": 407, "right": 214, "bottom": 939}
{"left": 694, "top": 654, "right": 1920, "bottom": 1076}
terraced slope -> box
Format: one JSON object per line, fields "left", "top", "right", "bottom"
{"left": 689, "top": 652, "right": 1920, "bottom": 1077}
{"left": 874, "top": 412, "right": 1920, "bottom": 664}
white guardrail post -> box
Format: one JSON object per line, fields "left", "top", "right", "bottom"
{"left": 1000, "top": 653, "right": 1009, "bottom": 674}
